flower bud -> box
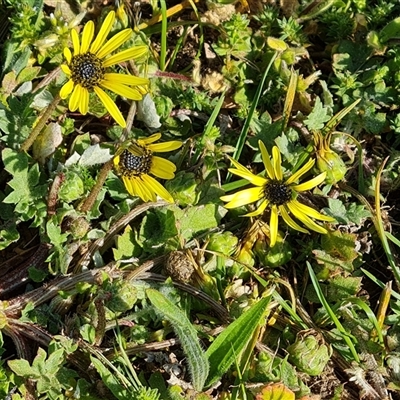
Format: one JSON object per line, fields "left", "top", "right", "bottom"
{"left": 254, "top": 234, "right": 292, "bottom": 268}
{"left": 287, "top": 330, "right": 332, "bottom": 376}
{"left": 207, "top": 231, "right": 238, "bottom": 255}
{"left": 316, "top": 148, "right": 347, "bottom": 184}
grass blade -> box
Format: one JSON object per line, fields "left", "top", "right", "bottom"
{"left": 306, "top": 262, "right": 360, "bottom": 363}
{"left": 227, "top": 52, "right": 278, "bottom": 182}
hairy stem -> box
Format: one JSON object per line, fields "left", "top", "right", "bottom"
{"left": 78, "top": 101, "right": 137, "bottom": 214}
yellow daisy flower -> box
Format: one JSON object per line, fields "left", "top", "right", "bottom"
{"left": 114, "top": 133, "right": 182, "bottom": 203}
{"left": 60, "top": 11, "right": 149, "bottom": 128}
{"left": 221, "top": 141, "right": 335, "bottom": 246}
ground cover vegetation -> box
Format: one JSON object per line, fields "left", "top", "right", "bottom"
{"left": 0, "top": 0, "right": 400, "bottom": 398}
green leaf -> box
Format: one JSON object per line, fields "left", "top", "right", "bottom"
{"left": 0, "top": 221, "right": 20, "bottom": 250}
{"left": 175, "top": 204, "right": 224, "bottom": 241}
{"left": 113, "top": 225, "right": 141, "bottom": 261}
{"left": 46, "top": 219, "right": 68, "bottom": 248}
{"left": 325, "top": 198, "right": 371, "bottom": 225}
{"left": 303, "top": 97, "right": 331, "bottom": 131}
{"left": 313, "top": 230, "right": 359, "bottom": 274}
{"left": 139, "top": 208, "right": 179, "bottom": 252}
{"left": 206, "top": 295, "right": 272, "bottom": 387}
{"left": 147, "top": 289, "right": 209, "bottom": 391}
{"left": 7, "top": 358, "right": 37, "bottom": 378}
{"left": 380, "top": 17, "right": 400, "bottom": 43}
{"left": 17, "top": 66, "right": 41, "bottom": 84}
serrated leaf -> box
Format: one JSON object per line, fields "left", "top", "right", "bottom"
{"left": 46, "top": 220, "right": 68, "bottom": 248}
{"left": 8, "top": 358, "right": 37, "bottom": 378}
{"left": 113, "top": 225, "right": 140, "bottom": 261}
{"left": 78, "top": 144, "right": 112, "bottom": 166}
{"left": 137, "top": 94, "right": 162, "bottom": 129}
{"left": 304, "top": 97, "right": 331, "bottom": 131}
{"left": 0, "top": 223, "right": 20, "bottom": 250}
{"left": 32, "top": 347, "right": 47, "bottom": 372}
{"left": 326, "top": 198, "right": 370, "bottom": 225}
{"left": 44, "top": 348, "right": 65, "bottom": 374}
{"left": 139, "top": 208, "right": 179, "bottom": 252}
{"left": 206, "top": 295, "right": 272, "bottom": 387}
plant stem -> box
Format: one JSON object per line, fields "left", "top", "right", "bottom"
{"left": 20, "top": 93, "right": 61, "bottom": 153}
{"left": 78, "top": 101, "right": 137, "bottom": 214}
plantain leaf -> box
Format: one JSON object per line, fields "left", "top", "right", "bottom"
{"left": 147, "top": 289, "right": 209, "bottom": 391}
{"left": 206, "top": 295, "right": 272, "bottom": 387}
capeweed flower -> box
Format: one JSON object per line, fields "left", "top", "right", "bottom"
{"left": 114, "top": 133, "right": 182, "bottom": 203}
{"left": 221, "top": 141, "right": 335, "bottom": 246}
{"left": 60, "top": 11, "right": 149, "bottom": 127}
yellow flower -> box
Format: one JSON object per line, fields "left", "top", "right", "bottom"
{"left": 60, "top": 11, "right": 149, "bottom": 128}
{"left": 114, "top": 133, "right": 182, "bottom": 203}
{"left": 221, "top": 141, "right": 335, "bottom": 246}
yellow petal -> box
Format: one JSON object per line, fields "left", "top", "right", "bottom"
{"left": 228, "top": 156, "right": 252, "bottom": 173}
{"left": 150, "top": 156, "right": 176, "bottom": 179}
{"left": 147, "top": 141, "right": 183, "bottom": 152}
{"left": 228, "top": 168, "right": 267, "bottom": 187}
{"left": 244, "top": 199, "right": 268, "bottom": 217}
{"left": 61, "top": 64, "right": 71, "bottom": 76}
{"left": 71, "top": 28, "right": 80, "bottom": 56}
{"left": 142, "top": 174, "right": 174, "bottom": 203}
{"left": 79, "top": 87, "right": 89, "bottom": 115}
{"left": 269, "top": 205, "right": 279, "bottom": 246}
{"left": 280, "top": 206, "right": 309, "bottom": 233}
{"left": 100, "top": 80, "right": 143, "bottom": 100}
{"left": 259, "top": 140, "right": 275, "bottom": 180}
{"left": 90, "top": 11, "right": 115, "bottom": 54}
{"left": 96, "top": 28, "right": 132, "bottom": 59}
{"left": 103, "top": 73, "right": 149, "bottom": 86}
{"left": 102, "top": 46, "right": 148, "bottom": 67}
{"left": 135, "top": 177, "right": 156, "bottom": 201}
{"left": 138, "top": 133, "right": 161, "bottom": 145}
{"left": 60, "top": 79, "right": 74, "bottom": 99}
{"left": 113, "top": 154, "right": 121, "bottom": 170}
{"left": 221, "top": 187, "right": 263, "bottom": 208}
{"left": 69, "top": 84, "right": 81, "bottom": 111}
{"left": 290, "top": 199, "right": 335, "bottom": 222}
{"left": 286, "top": 201, "right": 328, "bottom": 234}
{"left": 272, "top": 146, "right": 283, "bottom": 180}
{"left": 291, "top": 172, "right": 326, "bottom": 192}
{"left": 63, "top": 47, "right": 72, "bottom": 64}
{"left": 93, "top": 86, "right": 126, "bottom": 128}
{"left": 80, "top": 20, "right": 95, "bottom": 54}
{"left": 286, "top": 158, "right": 315, "bottom": 185}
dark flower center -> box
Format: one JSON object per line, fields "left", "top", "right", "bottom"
{"left": 70, "top": 53, "right": 105, "bottom": 89}
{"left": 264, "top": 179, "right": 292, "bottom": 206}
{"left": 120, "top": 146, "right": 152, "bottom": 177}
